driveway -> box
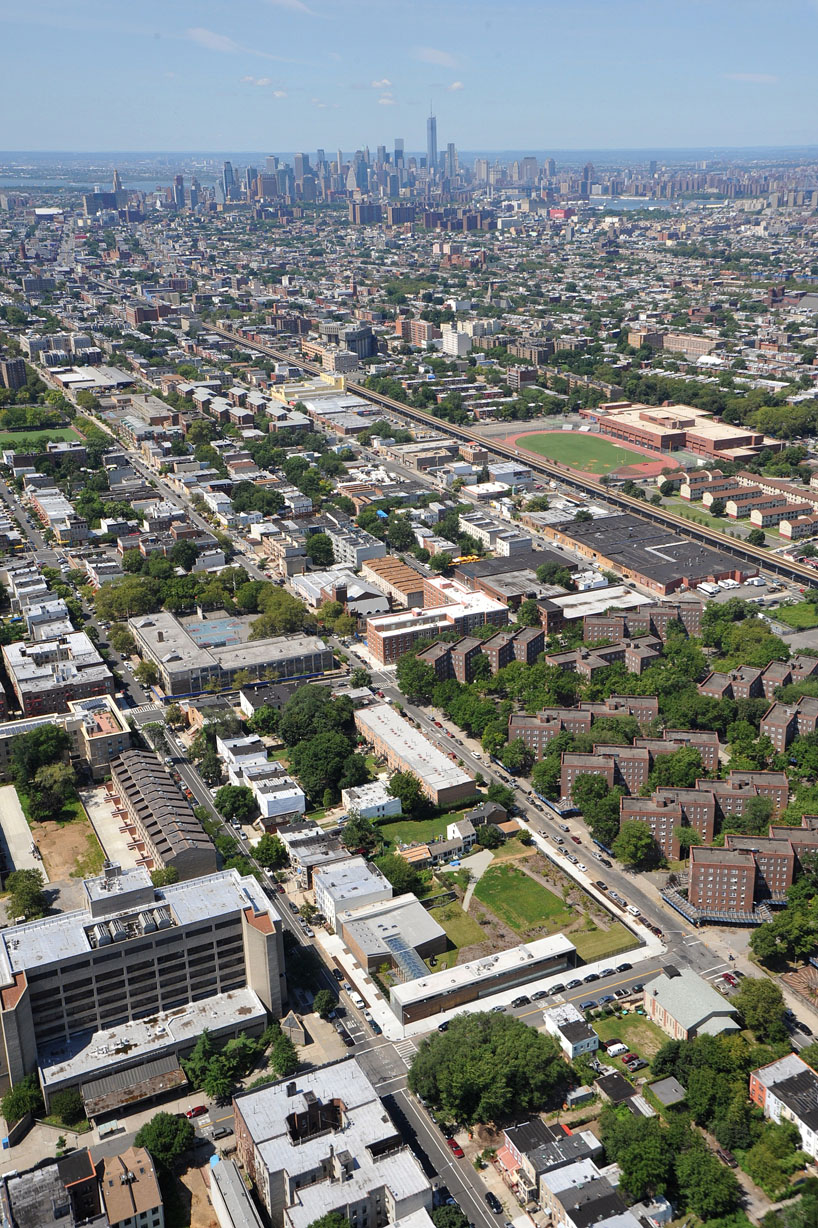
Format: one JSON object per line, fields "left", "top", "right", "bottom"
{"left": 439, "top": 848, "right": 494, "bottom": 911}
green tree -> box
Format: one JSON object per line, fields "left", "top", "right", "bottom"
{"left": 10, "top": 725, "right": 69, "bottom": 786}
{"left": 202, "top": 1055, "right": 234, "bottom": 1102}
{"left": 134, "top": 1111, "right": 194, "bottom": 1170}
{"left": 428, "top": 552, "right": 454, "bottom": 573}
{"left": 476, "top": 824, "right": 504, "bottom": 850}
{"left": 255, "top": 834, "right": 287, "bottom": 869}
{"left": 169, "top": 539, "right": 200, "bottom": 572}
{"left": 49, "top": 1088, "right": 85, "bottom": 1127}
{"left": 499, "top": 737, "right": 534, "bottom": 774}
{"left": 710, "top": 498, "right": 727, "bottom": 517}
{"left": 249, "top": 590, "right": 311, "bottom": 639}
{"left": 165, "top": 703, "right": 184, "bottom": 728}
{"left": 290, "top": 731, "right": 355, "bottom": 800}
{"left": 109, "top": 623, "right": 136, "bottom": 655}
{"left": 375, "top": 853, "right": 422, "bottom": 895}
{"left": 305, "top": 533, "right": 335, "bottom": 567}
{"left": 6, "top": 869, "right": 47, "bottom": 920}
{"left": 486, "top": 780, "right": 515, "bottom": 810}
{"left": 431, "top": 1208, "right": 469, "bottom": 1228}
{"left": 183, "top": 1030, "right": 215, "bottom": 1087}
{"left": 313, "top": 989, "right": 338, "bottom": 1019}
{"left": 134, "top": 659, "right": 159, "bottom": 688}
{"left": 748, "top": 528, "right": 766, "bottom": 547}
{"left": 214, "top": 785, "right": 257, "bottom": 825}
{"left": 150, "top": 866, "right": 180, "bottom": 888}
{"left": 350, "top": 667, "right": 371, "bottom": 688}
{"left": 340, "top": 813, "right": 381, "bottom": 857}
{"left": 1, "top": 1073, "right": 44, "bottom": 1124}
{"left": 613, "top": 820, "right": 662, "bottom": 868}
{"left": 271, "top": 1031, "right": 299, "bottom": 1076}
{"left": 733, "top": 977, "right": 788, "bottom": 1043}
{"left": 306, "top": 1215, "right": 351, "bottom": 1228}
{"left": 600, "top": 1108, "right": 674, "bottom": 1200}
{"left": 395, "top": 653, "right": 437, "bottom": 702}
{"left": 279, "top": 686, "right": 353, "bottom": 747}
{"left": 387, "top": 770, "right": 428, "bottom": 819}
{"left": 408, "top": 1011, "right": 568, "bottom": 1125}
{"left": 676, "top": 1140, "right": 741, "bottom": 1219}
{"left": 516, "top": 599, "right": 541, "bottom": 628}
{"left": 248, "top": 704, "right": 279, "bottom": 736}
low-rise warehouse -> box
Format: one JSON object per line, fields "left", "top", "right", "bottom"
{"left": 354, "top": 704, "right": 475, "bottom": 808}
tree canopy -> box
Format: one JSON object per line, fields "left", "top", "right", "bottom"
{"left": 134, "top": 1111, "right": 194, "bottom": 1169}
{"left": 408, "top": 1011, "right": 568, "bottom": 1125}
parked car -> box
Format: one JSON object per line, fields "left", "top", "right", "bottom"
{"left": 622, "top": 1052, "right": 638, "bottom": 1064}
{"left": 437, "top": 1021, "right": 449, "bottom": 1032}
{"left": 571, "top": 835, "right": 581, "bottom": 845}
{"left": 567, "top": 978, "right": 582, "bottom": 990}
{"left": 599, "top": 967, "right": 615, "bottom": 978}
{"left": 717, "top": 1148, "right": 738, "bottom": 1168}
{"left": 631, "top": 982, "right": 644, "bottom": 993}
{"left": 331, "top": 968, "right": 344, "bottom": 981}
{"left": 595, "top": 881, "right": 608, "bottom": 890}
{"left": 626, "top": 1058, "right": 648, "bottom": 1072}
{"left": 531, "top": 990, "right": 549, "bottom": 1001}
{"left": 583, "top": 972, "right": 599, "bottom": 983}
{"left": 186, "top": 1105, "right": 207, "bottom": 1119}
{"left": 485, "top": 1193, "right": 503, "bottom": 1215}
{"left": 722, "top": 972, "right": 737, "bottom": 987}
{"left": 614, "top": 988, "right": 630, "bottom": 1000}
{"left": 212, "top": 1126, "right": 233, "bottom": 1140}
{"left": 447, "top": 1138, "right": 464, "bottom": 1158}
{"left": 598, "top": 994, "right": 615, "bottom": 1005}
{"left": 795, "top": 1020, "right": 813, "bottom": 1036}
{"left": 579, "top": 999, "right": 597, "bottom": 1011}
{"left": 548, "top": 983, "right": 566, "bottom": 995}
{"left": 511, "top": 995, "right": 530, "bottom": 1008}
{"left": 616, "top": 962, "right": 632, "bottom": 973}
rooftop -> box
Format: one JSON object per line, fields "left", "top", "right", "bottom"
{"left": 355, "top": 704, "right": 473, "bottom": 794}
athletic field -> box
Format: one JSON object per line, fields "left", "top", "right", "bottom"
{"left": 511, "top": 431, "right": 649, "bottom": 475}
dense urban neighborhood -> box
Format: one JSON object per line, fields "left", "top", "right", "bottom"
{"left": 1, "top": 135, "right": 818, "bottom": 1228}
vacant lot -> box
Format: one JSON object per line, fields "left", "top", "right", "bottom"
{"left": 426, "top": 900, "right": 486, "bottom": 967}
{"left": 379, "top": 815, "right": 452, "bottom": 850}
{"left": 0, "top": 427, "right": 82, "bottom": 446}
{"left": 594, "top": 1012, "right": 667, "bottom": 1058}
{"left": 514, "top": 432, "right": 648, "bottom": 475}
{"left": 573, "top": 921, "right": 637, "bottom": 963}
{"left": 777, "top": 601, "right": 818, "bottom": 630}
{"left": 473, "top": 863, "right": 570, "bottom": 934}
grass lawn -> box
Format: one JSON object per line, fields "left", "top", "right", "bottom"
{"left": 473, "top": 863, "right": 570, "bottom": 933}
{"left": 664, "top": 495, "right": 744, "bottom": 536}
{"left": 776, "top": 602, "right": 818, "bottom": 630}
{"left": 491, "top": 836, "right": 534, "bottom": 861}
{"left": 0, "top": 427, "right": 81, "bottom": 446}
{"left": 572, "top": 922, "right": 638, "bottom": 963}
{"left": 427, "top": 900, "right": 485, "bottom": 961}
{"left": 379, "top": 815, "right": 451, "bottom": 850}
{"left": 594, "top": 1012, "right": 667, "bottom": 1059}
{"left": 515, "top": 432, "right": 648, "bottom": 475}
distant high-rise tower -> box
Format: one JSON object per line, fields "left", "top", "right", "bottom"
{"left": 245, "top": 166, "right": 257, "bottom": 198}
{"left": 394, "top": 138, "right": 404, "bottom": 167}
{"left": 294, "top": 152, "right": 310, "bottom": 183}
{"left": 545, "top": 157, "right": 556, "bottom": 178}
{"left": 336, "top": 148, "right": 343, "bottom": 172}
{"left": 222, "top": 161, "right": 235, "bottom": 200}
{"left": 189, "top": 178, "right": 200, "bottom": 209}
{"left": 265, "top": 155, "right": 279, "bottom": 173}
{"left": 112, "top": 169, "right": 123, "bottom": 193}
{"left": 426, "top": 111, "right": 437, "bottom": 176}
{"left": 173, "top": 174, "right": 185, "bottom": 209}
{"left": 445, "top": 142, "right": 457, "bottom": 180}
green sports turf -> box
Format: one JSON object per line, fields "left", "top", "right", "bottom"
{"left": 0, "top": 427, "right": 82, "bottom": 446}
{"left": 514, "top": 432, "right": 649, "bottom": 474}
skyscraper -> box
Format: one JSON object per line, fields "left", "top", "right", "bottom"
{"left": 189, "top": 179, "right": 200, "bottom": 210}
{"left": 445, "top": 142, "right": 457, "bottom": 180}
{"left": 426, "top": 111, "right": 437, "bottom": 176}
{"left": 222, "top": 161, "right": 235, "bottom": 200}
{"left": 394, "top": 138, "right": 404, "bottom": 167}
{"left": 294, "top": 152, "right": 310, "bottom": 183}
{"left": 172, "top": 175, "right": 184, "bottom": 209}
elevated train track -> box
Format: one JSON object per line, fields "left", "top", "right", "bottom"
{"left": 213, "top": 324, "right": 818, "bottom": 589}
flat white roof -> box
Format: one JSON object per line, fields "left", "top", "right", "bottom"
{"left": 355, "top": 705, "right": 473, "bottom": 794}
{"left": 391, "top": 934, "right": 576, "bottom": 1006}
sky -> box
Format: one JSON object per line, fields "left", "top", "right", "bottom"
{"left": 1, "top": 0, "right": 817, "bottom": 153}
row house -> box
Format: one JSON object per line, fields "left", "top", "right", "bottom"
{"left": 547, "top": 639, "right": 662, "bottom": 681}
{"left": 619, "top": 786, "right": 717, "bottom": 859}
{"left": 695, "top": 770, "right": 789, "bottom": 817}
{"left": 578, "top": 694, "right": 660, "bottom": 724}
{"left": 562, "top": 732, "right": 704, "bottom": 798}
{"left": 417, "top": 625, "right": 544, "bottom": 684}
{"left": 750, "top": 501, "right": 814, "bottom": 528}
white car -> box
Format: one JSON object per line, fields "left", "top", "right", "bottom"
{"left": 577, "top": 863, "right": 587, "bottom": 873}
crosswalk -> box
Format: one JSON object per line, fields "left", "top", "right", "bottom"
{"left": 394, "top": 1039, "right": 419, "bottom": 1066}
{"left": 130, "top": 703, "right": 163, "bottom": 716}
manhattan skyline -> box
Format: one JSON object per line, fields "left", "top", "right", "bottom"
{"left": 0, "top": 0, "right": 816, "bottom": 151}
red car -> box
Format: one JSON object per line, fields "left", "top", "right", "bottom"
{"left": 186, "top": 1105, "right": 207, "bottom": 1118}
{"left": 570, "top": 836, "right": 581, "bottom": 845}
{"left": 722, "top": 972, "right": 737, "bottom": 987}
{"left": 621, "top": 1053, "right": 638, "bottom": 1065}
{"left": 446, "top": 1138, "right": 464, "bottom": 1158}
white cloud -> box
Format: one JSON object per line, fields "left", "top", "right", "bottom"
{"left": 413, "top": 46, "right": 456, "bottom": 68}
{"left": 187, "top": 26, "right": 240, "bottom": 54}
{"left": 273, "top": 89, "right": 287, "bottom": 98}
{"left": 378, "top": 93, "right": 396, "bottom": 106}
{"left": 255, "top": 76, "right": 273, "bottom": 86}
{"left": 447, "top": 80, "right": 464, "bottom": 91}
{"left": 724, "top": 72, "right": 778, "bottom": 84}
{"left": 371, "top": 77, "right": 392, "bottom": 88}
